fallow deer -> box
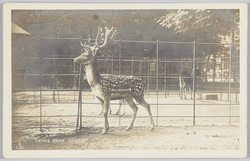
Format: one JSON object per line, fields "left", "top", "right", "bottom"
{"left": 73, "top": 26, "right": 155, "bottom": 134}
{"left": 179, "top": 67, "right": 200, "bottom": 100}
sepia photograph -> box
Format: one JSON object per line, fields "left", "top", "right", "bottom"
{"left": 2, "top": 3, "right": 247, "bottom": 158}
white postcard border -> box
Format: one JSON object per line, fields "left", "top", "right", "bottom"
{"left": 2, "top": 3, "right": 248, "bottom": 158}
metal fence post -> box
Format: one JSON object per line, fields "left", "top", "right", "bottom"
{"left": 34, "top": 91, "right": 36, "bottom": 102}
{"left": 220, "top": 59, "right": 223, "bottom": 100}
{"left": 39, "top": 55, "right": 43, "bottom": 131}
{"left": 131, "top": 56, "right": 134, "bottom": 75}
{"left": 179, "top": 57, "right": 182, "bottom": 98}
{"left": 118, "top": 39, "right": 122, "bottom": 126}
{"left": 147, "top": 59, "right": 150, "bottom": 93}
{"left": 119, "top": 39, "right": 121, "bottom": 75}
{"left": 156, "top": 40, "right": 159, "bottom": 126}
{"left": 192, "top": 41, "right": 196, "bottom": 126}
{"left": 229, "top": 45, "right": 232, "bottom": 125}
{"left": 53, "top": 53, "right": 56, "bottom": 102}
{"left": 73, "top": 58, "right": 76, "bottom": 102}
{"left": 164, "top": 57, "right": 167, "bottom": 99}
{"left": 76, "top": 64, "right": 83, "bottom": 131}
{"left": 112, "top": 55, "right": 114, "bottom": 74}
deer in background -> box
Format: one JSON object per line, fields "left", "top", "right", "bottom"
{"left": 179, "top": 67, "right": 200, "bottom": 100}
{"left": 100, "top": 98, "right": 127, "bottom": 116}
{"left": 74, "top": 26, "right": 154, "bottom": 134}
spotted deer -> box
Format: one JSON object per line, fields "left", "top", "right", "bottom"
{"left": 74, "top": 26, "right": 154, "bottom": 134}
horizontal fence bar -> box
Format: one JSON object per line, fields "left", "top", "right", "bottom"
{"left": 13, "top": 126, "right": 76, "bottom": 129}
{"left": 13, "top": 115, "right": 240, "bottom": 118}
{"left": 13, "top": 120, "right": 241, "bottom": 129}
{"left": 12, "top": 101, "right": 240, "bottom": 106}
{"left": 13, "top": 89, "right": 85, "bottom": 92}
{"left": 13, "top": 115, "right": 78, "bottom": 117}
{"left": 13, "top": 89, "right": 240, "bottom": 93}
{"left": 39, "top": 37, "right": 239, "bottom": 45}
{"left": 119, "top": 40, "right": 156, "bottom": 43}
{"left": 40, "top": 37, "right": 84, "bottom": 40}
{"left": 13, "top": 57, "right": 75, "bottom": 60}
{"left": 12, "top": 57, "right": 238, "bottom": 64}
{"left": 12, "top": 74, "right": 240, "bottom": 80}
{"left": 14, "top": 74, "right": 79, "bottom": 76}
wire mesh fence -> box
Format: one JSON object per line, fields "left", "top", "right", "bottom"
{"left": 12, "top": 38, "right": 240, "bottom": 131}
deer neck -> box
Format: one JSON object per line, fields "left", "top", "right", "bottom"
{"left": 84, "top": 59, "right": 100, "bottom": 88}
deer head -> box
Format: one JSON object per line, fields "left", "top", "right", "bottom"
{"left": 191, "top": 66, "right": 200, "bottom": 77}
{"left": 73, "top": 26, "right": 116, "bottom": 64}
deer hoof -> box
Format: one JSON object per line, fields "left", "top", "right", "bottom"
{"left": 126, "top": 126, "right": 132, "bottom": 131}
{"left": 101, "top": 127, "right": 109, "bottom": 134}
{"left": 101, "top": 130, "right": 109, "bottom": 135}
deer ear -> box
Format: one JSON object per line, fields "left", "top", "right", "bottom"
{"left": 80, "top": 41, "right": 88, "bottom": 47}
{"left": 92, "top": 49, "right": 98, "bottom": 57}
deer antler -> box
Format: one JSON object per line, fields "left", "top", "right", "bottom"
{"left": 80, "top": 41, "right": 87, "bottom": 47}
{"left": 80, "top": 41, "right": 90, "bottom": 53}
{"left": 95, "top": 26, "right": 101, "bottom": 46}
{"left": 95, "top": 26, "right": 114, "bottom": 48}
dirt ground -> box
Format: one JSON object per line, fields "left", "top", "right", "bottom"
{"left": 12, "top": 91, "right": 240, "bottom": 150}
{"left": 13, "top": 125, "right": 239, "bottom": 150}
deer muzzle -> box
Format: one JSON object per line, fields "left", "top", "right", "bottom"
{"left": 73, "top": 57, "right": 78, "bottom": 64}
{"left": 73, "top": 54, "right": 91, "bottom": 65}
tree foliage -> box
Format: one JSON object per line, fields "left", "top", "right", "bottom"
{"left": 157, "top": 9, "right": 240, "bottom": 80}
{"left": 157, "top": 9, "right": 239, "bottom": 43}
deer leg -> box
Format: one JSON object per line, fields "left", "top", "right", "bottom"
{"left": 179, "top": 86, "right": 181, "bottom": 99}
{"left": 180, "top": 86, "right": 183, "bottom": 100}
{"left": 134, "top": 96, "right": 155, "bottom": 130}
{"left": 179, "top": 78, "right": 182, "bottom": 99}
{"left": 190, "top": 87, "right": 193, "bottom": 100}
{"left": 97, "top": 97, "right": 104, "bottom": 115}
{"left": 97, "top": 97, "right": 111, "bottom": 115}
{"left": 184, "top": 86, "right": 187, "bottom": 100}
{"left": 115, "top": 108, "right": 120, "bottom": 115}
{"left": 101, "top": 99, "right": 110, "bottom": 135}
{"left": 100, "top": 107, "right": 111, "bottom": 115}
{"left": 124, "top": 96, "right": 138, "bottom": 131}
{"left": 115, "top": 100, "right": 121, "bottom": 115}
{"left": 97, "top": 98, "right": 104, "bottom": 115}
